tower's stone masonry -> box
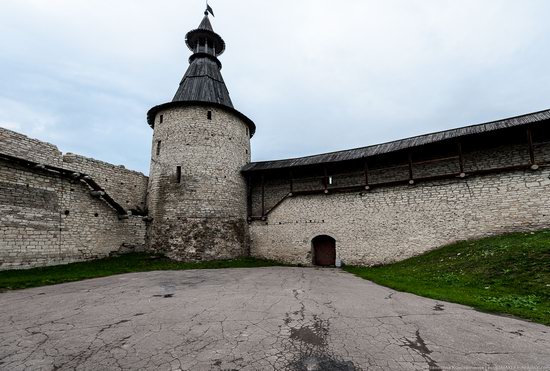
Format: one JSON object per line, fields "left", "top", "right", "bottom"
{"left": 144, "top": 12, "right": 255, "bottom": 261}
{"left": 147, "top": 106, "right": 251, "bottom": 261}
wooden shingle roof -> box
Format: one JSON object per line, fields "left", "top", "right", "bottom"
{"left": 174, "top": 14, "right": 232, "bottom": 108}
{"left": 242, "top": 109, "right": 550, "bottom": 172}
{"left": 172, "top": 57, "right": 233, "bottom": 108}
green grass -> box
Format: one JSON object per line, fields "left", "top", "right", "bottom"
{"left": 344, "top": 230, "right": 550, "bottom": 325}
{"left": 0, "top": 253, "right": 284, "bottom": 291}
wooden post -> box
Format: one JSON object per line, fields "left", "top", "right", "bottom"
{"left": 323, "top": 166, "right": 329, "bottom": 193}
{"left": 457, "top": 142, "right": 466, "bottom": 177}
{"left": 261, "top": 174, "right": 265, "bottom": 217}
{"left": 246, "top": 174, "right": 252, "bottom": 219}
{"left": 289, "top": 169, "right": 294, "bottom": 195}
{"left": 364, "top": 160, "right": 370, "bottom": 190}
{"left": 457, "top": 142, "right": 464, "bottom": 172}
{"left": 527, "top": 127, "right": 536, "bottom": 166}
{"left": 408, "top": 152, "right": 414, "bottom": 184}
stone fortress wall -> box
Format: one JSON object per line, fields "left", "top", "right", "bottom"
{"left": 2, "top": 113, "right": 550, "bottom": 270}
{"left": 247, "top": 122, "right": 550, "bottom": 266}
{"left": 62, "top": 154, "right": 148, "bottom": 214}
{"left": 0, "top": 127, "right": 148, "bottom": 270}
{"left": 249, "top": 168, "right": 550, "bottom": 266}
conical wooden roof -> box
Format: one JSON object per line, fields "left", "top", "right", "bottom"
{"left": 173, "top": 14, "right": 232, "bottom": 108}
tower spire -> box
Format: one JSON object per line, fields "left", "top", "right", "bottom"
{"left": 172, "top": 11, "right": 232, "bottom": 107}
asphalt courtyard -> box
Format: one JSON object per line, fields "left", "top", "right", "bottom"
{"left": 0, "top": 267, "right": 549, "bottom": 370}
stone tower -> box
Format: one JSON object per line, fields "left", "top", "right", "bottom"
{"left": 146, "top": 11, "right": 256, "bottom": 261}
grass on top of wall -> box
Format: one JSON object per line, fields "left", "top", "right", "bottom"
{"left": 344, "top": 230, "right": 550, "bottom": 326}
{"left": 0, "top": 254, "right": 285, "bottom": 291}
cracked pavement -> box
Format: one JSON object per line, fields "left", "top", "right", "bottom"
{"left": 0, "top": 267, "right": 549, "bottom": 370}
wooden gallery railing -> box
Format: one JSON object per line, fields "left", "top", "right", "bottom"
{"left": 247, "top": 127, "right": 547, "bottom": 221}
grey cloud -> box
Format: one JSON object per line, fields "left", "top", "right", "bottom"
{"left": 1, "top": 0, "right": 549, "bottom": 173}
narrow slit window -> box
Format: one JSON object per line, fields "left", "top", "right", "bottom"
{"left": 176, "top": 166, "right": 182, "bottom": 183}
{"left": 328, "top": 176, "right": 333, "bottom": 185}
{"left": 246, "top": 127, "right": 249, "bottom": 136}
{"left": 159, "top": 114, "right": 164, "bottom": 124}
{"left": 156, "top": 140, "right": 161, "bottom": 156}
{"left": 207, "top": 111, "right": 212, "bottom": 120}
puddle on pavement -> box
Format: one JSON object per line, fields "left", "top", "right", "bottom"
{"left": 291, "top": 355, "right": 357, "bottom": 371}
{"left": 152, "top": 294, "right": 174, "bottom": 298}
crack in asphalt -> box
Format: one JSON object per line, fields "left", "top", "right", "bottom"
{"left": 400, "top": 330, "right": 441, "bottom": 371}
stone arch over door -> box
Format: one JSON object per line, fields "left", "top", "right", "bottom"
{"left": 312, "top": 235, "right": 336, "bottom": 266}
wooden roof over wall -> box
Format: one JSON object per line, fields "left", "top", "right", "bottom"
{"left": 242, "top": 109, "right": 550, "bottom": 172}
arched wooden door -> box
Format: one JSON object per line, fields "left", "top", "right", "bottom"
{"left": 312, "top": 235, "right": 336, "bottom": 266}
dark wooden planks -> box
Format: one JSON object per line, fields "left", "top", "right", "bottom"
{"left": 173, "top": 57, "right": 233, "bottom": 108}
{"left": 242, "top": 109, "right": 550, "bottom": 172}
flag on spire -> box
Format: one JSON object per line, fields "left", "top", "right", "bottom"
{"left": 206, "top": 3, "right": 215, "bottom": 17}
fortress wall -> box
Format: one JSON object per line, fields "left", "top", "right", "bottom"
{"left": 62, "top": 154, "right": 148, "bottom": 212}
{"left": 250, "top": 176, "right": 292, "bottom": 216}
{"left": 249, "top": 142, "right": 536, "bottom": 214}
{"left": 464, "top": 144, "right": 530, "bottom": 171}
{"left": 249, "top": 139, "right": 550, "bottom": 266}
{"left": 534, "top": 141, "right": 550, "bottom": 162}
{"left": 249, "top": 168, "right": 550, "bottom": 266}
{"left": 0, "top": 127, "right": 149, "bottom": 213}
{"left": 0, "top": 159, "right": 146, "bottom": 270}
{"left": 0, "top": 128, "right": 63, "bottom": 167}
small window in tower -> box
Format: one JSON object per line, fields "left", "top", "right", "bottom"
{"left": 207, "top": 111, "right": 212, "bottom": 120}
{"left": 176, "top": 166, "right": 182, "bottom": 183}
{"left": 246, "top": 127, "right": 249, "bottom": 136}
{"left": 328, "top": 176, "right": 333, "bottom": 185}
{"left": 156, "top": 140, "right": 161, "bottom": 156}
{"left": 159, "top": 114, "right": 164, "bottom": 124}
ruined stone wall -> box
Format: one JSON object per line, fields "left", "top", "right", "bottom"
{"left": 0, "top": 128, "right": 149, "bottom": 212}
{"left": 0, "top": 127, "right": 148, "bottom": 270}
{"left": 62, "top": 154, "right": 148, "bottom": 213}
{"left": 0, "top": 160, "right": 146, "bottom": 270}
{"left": 146, "top": 106, "right": 250, "bottom": 261}
{"left": 249, "top": 140, "right": 550, "bottom": 266}
{"left": 0, "top": 127, "right": 63, "bottom": 167}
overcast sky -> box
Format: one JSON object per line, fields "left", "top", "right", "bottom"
{"left": 1, "top": 0, "right": 549, "bottom": 174}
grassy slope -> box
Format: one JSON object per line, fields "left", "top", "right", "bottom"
{"left": 0, "top": 254, "right": 283, "bottom": 291}
{"left": 344, "top": 230, "right": 550, "bottom": 325}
